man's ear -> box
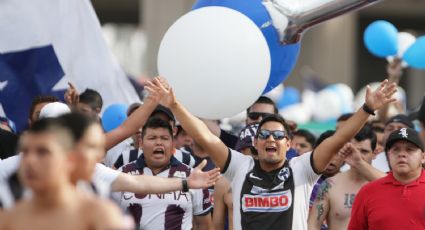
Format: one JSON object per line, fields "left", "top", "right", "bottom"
{"left": 95, "top": 107, "right": 101, "bottom": 115}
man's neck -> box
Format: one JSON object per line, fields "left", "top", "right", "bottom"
{"left": 394, "top": 169, "right": 423, "bottom": 185}
{"left": 347, "top": 168, "right": 368, "bottom": 183}
{"left": 33, "top": 181, "right": 76, "bottom": 209}
{"left": 259, "top": 159, "right": 286, "bottom": 173}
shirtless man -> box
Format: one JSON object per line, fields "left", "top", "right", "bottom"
{"left": 308, "top": 126, "right": 378, "bottom": 230}
{"left": 0, "top": 118, "right": 124, "bottom": 230}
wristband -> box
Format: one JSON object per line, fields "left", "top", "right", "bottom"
{"left": 362, "top": 103, "right": 376, "bottom": 116}
{"left": 182, "top": 179, "right": 189, "bottom": 192}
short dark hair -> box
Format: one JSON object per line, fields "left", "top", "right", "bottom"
{"left": 141, "top": 117, "right": 173, "bottom": 139}
{"left": 256, "top": 114, "right": 292, "bottom": 139}
{"left": 247, "top": 96, "right": 278, "bottom": 115}
{"left": 27, "top": 118, "right": 75, "bottom": 151}
{"left": 354, "top": 124, "right": 377, "bottom": 151}
{"left": 29, "top": 95, "right": 59, "bottom": 119}
{"left": 293, "top": 129, "right": 316, "bottom": 147}
{"left": 314, "top": 130, "right": 335, "bottom": 148}
{"left": 79, "top": 89, "right": 103, "bottom": 110}
{"left": 57, "top": 113, "right": 98, "bottom": 142}
{"left": 337, "top": 113, "right": 353, "bottom": 122}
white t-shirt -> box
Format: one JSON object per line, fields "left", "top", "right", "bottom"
{"left": 117, "top": 156, "right": 211, "bottom": 230}
{"left": 371, "top": 151, "right": 390, "bottom": 172}
{"left": 224, "top": 149, "right": 319, "bottom": 230}
{"left": 0, "top": 155, "right": 20, "bottom": 181}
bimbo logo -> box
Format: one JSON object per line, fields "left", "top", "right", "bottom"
{"left": 242, "top": 190, "right": 292, "bottom": 212}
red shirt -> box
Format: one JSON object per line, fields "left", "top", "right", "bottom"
{"left": 348, "top": 170, "right": 425, "bottom": 230}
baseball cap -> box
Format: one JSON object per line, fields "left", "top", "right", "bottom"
{"left": 385, "top": 127, "right": 424, "bottom": 152}
{"left": 39, "top": 102, "right": 71, "bottom": 119}
{"left": 151, "top": 105, "right": 175, "bottom": 123}
{"left": 385, "top": 114, "right": 414, "bottom": 129}
{"left": 235, "top": 123, "right": 258, "bottom": 152}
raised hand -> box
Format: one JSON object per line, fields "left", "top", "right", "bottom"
{"left": 150, "top": 76, "right": 176, "bottom": 108}
{"left": 365, "top": 79, "right": 397, "bottom": 111}
{"left": 338, "top": 143, "right": 361, "bottom": 167}
{"left": 143, "top": 77, "right": 167, "bottom": 104}
{"left": 64, "top": 82, "right": 79, "bottom": 106}
{"left": 187, "top": 159, "right": 221, "bottom": 189}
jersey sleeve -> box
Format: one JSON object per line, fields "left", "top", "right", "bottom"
{"left": 289, "top": 151, "right": 320, "bottom": 186}
{"left": 223, "top": 149, "right": 253, "bottom": 182}
{"left": 348, "top": 186, "right": 368, "bottom": 230}
{"left": 92, "top": 163, "right": 120, "bottom": 187}
{"left": 192, "top": 188, "right": 212, "bottom": 216}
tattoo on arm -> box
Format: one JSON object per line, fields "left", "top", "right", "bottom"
{"left": 316, "top": 204, "right": 325, "bottom": 221}
{"left": 316, "top": 180, "right": 332, "bottom": 201}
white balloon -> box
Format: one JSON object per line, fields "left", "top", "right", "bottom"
{"left": 279, "top": 103, "right": 311, "bottom": 124}
{"left": 158, "top": 7, "right": 271, "bottom": 119}
{"left": 387, "top": 32, "right": 416, "bottom": 67}
{"left": 313, "top": 84, "right": 354, "bottom": 122}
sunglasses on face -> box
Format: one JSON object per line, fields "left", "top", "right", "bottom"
{"left": 247, "top": 112, "right": 273, "bottom": 120}
{"left": 257, "top": 129, "right": 286, "bottom": 140}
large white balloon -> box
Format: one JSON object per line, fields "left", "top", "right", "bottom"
{"left": 158, "top": 7, "right": 271, "bottom": 119}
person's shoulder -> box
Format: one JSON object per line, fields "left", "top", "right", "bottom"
{"left": 79, "top": 194, "right": 123, "bottom": 226}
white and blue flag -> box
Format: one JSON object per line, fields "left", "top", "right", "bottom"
{"left": 0, "top": 0, "right": 139, "bottom": 132}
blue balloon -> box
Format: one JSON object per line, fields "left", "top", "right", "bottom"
{"left": 102, "top": 104, "right": 128, "bottom": 132}
{"left": 277, "top": 87, "right": 300, "bottom": 109}
{"left": 192, "top": 0, "right": 300, "bottom": 93}
{"left": 363, "top": 20, "right": 398, "bottom": 58}
{"left": 403, "top": 36, "right": 425, "bottom": 69}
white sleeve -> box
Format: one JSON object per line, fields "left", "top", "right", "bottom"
{"left": 0, "top": 155, "right": 21, "bottom": 181}
{"left": 92, "top": 163, "right": 120, "bottom": 187}
{"left": 192, "top": 188, "right": 212, "bottom": 216}
{"left": 223, "top": 149, "right": 253, "bottom": 182}
{"left": 289, "top": 151, "right": 320, "bottom": 185}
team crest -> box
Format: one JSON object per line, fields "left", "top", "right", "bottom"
{"left": 278, "top": 167, "right": 290, "bottom": 181}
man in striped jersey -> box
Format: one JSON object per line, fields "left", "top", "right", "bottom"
{"left": 118, "top": 117, "right": 213, "bottom": 230}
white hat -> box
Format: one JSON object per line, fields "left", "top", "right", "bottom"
{"left": 39, "top": 102, "right": 71, "bottom": 119}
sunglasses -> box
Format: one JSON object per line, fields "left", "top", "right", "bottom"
{"left": 257, "top": 129, "right": 286, "bottom": 140}
{"left": 247, "top": 112, "right": 273, "bottom": 120}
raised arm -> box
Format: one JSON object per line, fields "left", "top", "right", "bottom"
{"left": 111, "top": 159, "right": 220, "bottom": 193}
{"left": 313, "top": 80, "right": 397, "bottom": 172}
{"left": 340, "top": 143, "right": 386, "bottom": 181}
{"left": 105, "top": 78, "right": 163, "bottom": 150}
{"left": 156, "top": 79, "right": 229, "bottom": 169}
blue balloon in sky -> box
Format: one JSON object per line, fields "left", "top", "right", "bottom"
{"left": 277, "top": 87, "right": 300, "bottom": 109}
{"left": 363, "top": 20, "right": 398, "bottom": 58}
{"left": 192, "top": 0, "right": 300, "bottom": 93}
{"left": 403, "top": 36, "right": 425, "bottom": 69}
{"left": 102, "top": 104, "right": 128, "bottom": 132}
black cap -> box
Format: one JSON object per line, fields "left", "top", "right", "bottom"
{"left": 385, "top": 114, "right": 414, "bottom": 129}
{"left": 385, "top": 127, "right": 424, "bottom": 152}
{"left": 151, "top": 105, "right": 175, "bottom": 123}
{"left": 235, "top": 123, "right": 258, "bottom": 151}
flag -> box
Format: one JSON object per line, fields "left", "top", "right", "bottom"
{"left": 0, "top": 0, "right": 139, "bottom": 132}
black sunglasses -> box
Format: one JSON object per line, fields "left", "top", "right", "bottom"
{"left": 257, "top": 129, "right": 286, "bottom": 140}
{"left": 247, "top": 112, "right": 273, "bottom": 120}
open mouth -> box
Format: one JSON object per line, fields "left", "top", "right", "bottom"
{"left": 265, "top": 146, "right": 277, "bottom": 154}
{"left": 153, "top": 148, "right": 165, "bottom": 155}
